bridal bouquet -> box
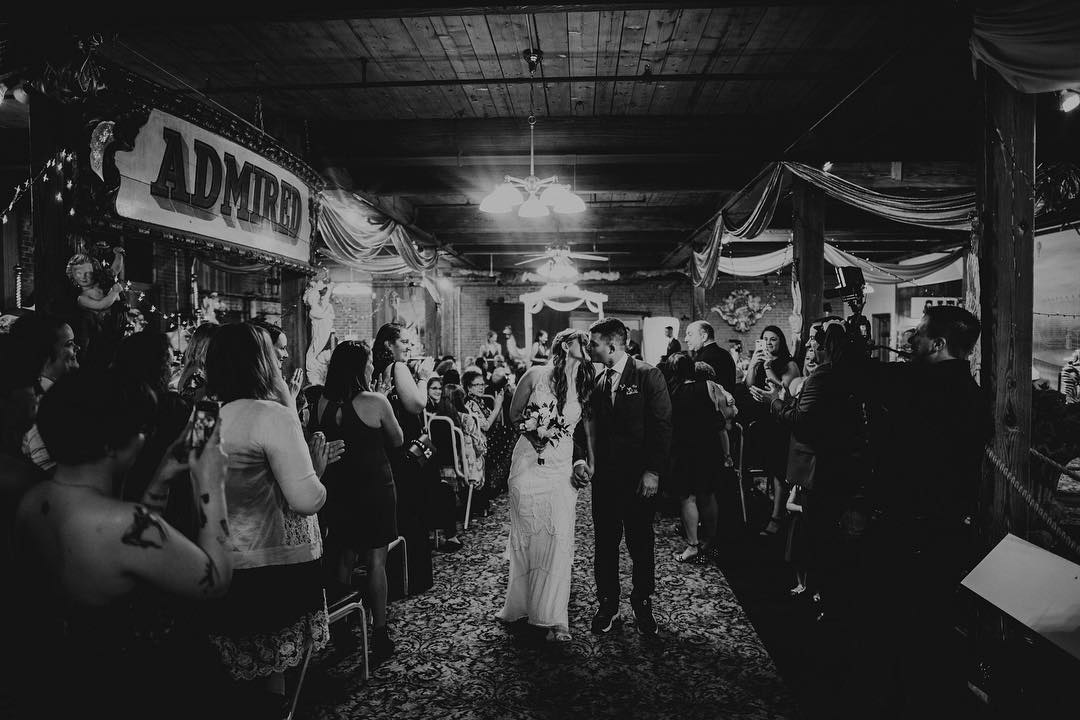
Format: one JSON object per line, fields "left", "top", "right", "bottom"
{"left": 518, "top": 400, "right": 572, "bottom": 465}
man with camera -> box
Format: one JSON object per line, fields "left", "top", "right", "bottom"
{"left": 858, "top": 305, "right": 992, "bottom": 717}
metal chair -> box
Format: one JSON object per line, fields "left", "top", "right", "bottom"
{"left": 326, "top": 589, "right": 370, "bottom": 682}
{"left": 429, "top": 415, "right": 468, "bottom": 541}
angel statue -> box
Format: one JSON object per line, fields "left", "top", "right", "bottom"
{"left": 66, "top": 244, "right": 127, "bottom": 369}
{"left": 201, "top": 291, "right": 224, "bottom": 324}
{"left": 304, "top": 271, "right": 336, "bottom": 386}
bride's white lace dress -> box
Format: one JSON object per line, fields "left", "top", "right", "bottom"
{"left": 496, "top": 366, "right": 581, "bottom": 634}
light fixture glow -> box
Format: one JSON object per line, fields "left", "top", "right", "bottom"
{"left": 518, "top": 195, "right": 550, "bottom": 218}
{"left": 822, "top": 161, "right": 834, "bottom": 173}
{"left": 537, "top": 256, "right": 578, "bottom": 281}
{"left": 478, "top": 115, "right": 586, "bottom": 218}
{"left": 1060, "top": 89, "right": 1080, "bottom": 113}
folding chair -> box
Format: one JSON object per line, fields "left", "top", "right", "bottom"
{"left": 734, "top": 420, "right": 773, "bottom": 526}
{"left": 283, "top": 638, "right": 316, "bottom": 720}
{"left": 325, "top": 589, "right": 370, "bottom": 682}
{"left": 429, "top": 416, "right": 467, "bottom": 543}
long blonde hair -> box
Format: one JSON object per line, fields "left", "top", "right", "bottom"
{"left": 178, "top": 322, "right": 218, "bottom": 393}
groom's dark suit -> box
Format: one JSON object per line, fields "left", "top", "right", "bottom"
{"left": 588, "top": 356, "right": 672, "bottom": 606}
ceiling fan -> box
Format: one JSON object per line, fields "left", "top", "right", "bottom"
{"left": 514, "top": 247, "right": 609, "bottom": 266}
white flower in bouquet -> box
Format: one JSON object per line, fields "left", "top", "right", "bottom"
{"left": 523, "top": 417, "right": 539, "bottom": 432}
{"left": 536, "top": 426, "right": 552, "bottom": 440}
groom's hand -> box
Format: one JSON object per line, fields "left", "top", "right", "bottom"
{"left": 638, "top": 471, "right": 659, "bottom": 498}
{"left": 571, "top": 462, "right": 591, "bottom": 489}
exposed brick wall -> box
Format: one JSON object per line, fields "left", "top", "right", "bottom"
{"left": 453, "top": 270, "right": 796, "bottom": 361}
{"left": 330, "top": 289, "right": 375, "bottom": 341}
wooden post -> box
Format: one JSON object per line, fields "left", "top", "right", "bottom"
{"left": 792, "top": 178, "right": 825, "bottom": 342}
{"left": 692, "top": 286, "right": 706, "bottom": 321}
{"left": 29, "top": 93, "right": 71, "bottom": 314}
{"left": 976, "top": 62, "right": 1035, "bottom": 546}
{"left": 282, "top": 270, "right": 309, "bottom": 379}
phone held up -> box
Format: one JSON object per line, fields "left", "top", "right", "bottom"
{"left": 755, "top": 338, "right": 767, "bottom": 353}
{"left": 174, "top": 400, "right": 220, "bottom": 461}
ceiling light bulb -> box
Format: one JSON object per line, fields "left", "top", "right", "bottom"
{"left": 479, "top": 184, "right": 515, "bottom": 213}
{"left": 1060, "top": 89, "right": 1080, "bottom": 113}
{"left": 518, "top": 195, "right": 550, "bottom": 218}
{"left": 495, "top": 182, "right": 524, "bottom": 206}
{"left": 822, "top": 161, "right": 834, "bottom": 172}
{"left": 539, "top": 184, "right": 567, "bottom": 206}
{"left": 11, "top": 84, "right": 29, "bottom": 104}
{"left": 553, "top": 191, "right": 586, "bottom": 214}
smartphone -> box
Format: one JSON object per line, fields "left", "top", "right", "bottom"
{"left": 755, "top": 339, "right": 766, "bottom": 353}
{"left": 189, "top": 400, "right": 219, "bottom": 452}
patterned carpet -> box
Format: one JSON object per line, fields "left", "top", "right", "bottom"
{"left": 298, "top": 489, "right": 797, "bottom": 720}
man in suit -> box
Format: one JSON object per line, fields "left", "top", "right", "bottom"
{"left": 684, "top": 320, "right": 736, "bottom": 393}
{"left": 576, "top": 318, "right": 672, "bottom": 637}
{"left": 663, "top": 326, "right": 681, "bottom": 362}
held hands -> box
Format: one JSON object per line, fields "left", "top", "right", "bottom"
{"left": 637, "top": 470, "right": 659, "bottom": 499}
{"left": 571, "top": 463, "right": 592, "bottom": 489}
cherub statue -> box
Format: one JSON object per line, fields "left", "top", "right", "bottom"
{"left": 200, "top": 291, "right": 224, "bottom": 324}
{"left": 67, "top": 246, "right": 125, "bottom": 314}
{"left": 304, "top": 270, "right": 336, "bottom": 386}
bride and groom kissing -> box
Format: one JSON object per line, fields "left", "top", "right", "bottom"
{"left": 495, "top": 318, "right": 672, "bottom": 642}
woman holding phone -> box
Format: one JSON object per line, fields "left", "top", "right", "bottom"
{"left": 746, "top": 325, "right": 800, "bottom": 536}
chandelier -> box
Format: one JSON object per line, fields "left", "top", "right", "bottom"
{"left": 479, "top": 114, "right": 586, "bottom": 217}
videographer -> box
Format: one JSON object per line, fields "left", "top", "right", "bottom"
{"left": 855, "top": 305, "right": 991, "bottom": 718}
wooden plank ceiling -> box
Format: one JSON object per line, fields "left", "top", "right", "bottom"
{"left": 98, "top": 3, "right": 978, "bottom": 272}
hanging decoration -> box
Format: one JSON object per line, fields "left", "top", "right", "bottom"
{"left": 2, "top": 149, "right": 75, "bottom": 225}
{"left": 712, "top": 288, "right": 772, "bottom": 334}
{"left": 317, "top": 188, "right": 439, "bottom": 274}
{"left": 970, "top": 0, "right": 1080, "bottom": 93}
{"left": 691, "top": 161, "right": 990, "bottom": 287}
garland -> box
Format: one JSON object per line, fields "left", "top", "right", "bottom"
{"left": 2, "top": 149, "right": 75, "bottom": 225}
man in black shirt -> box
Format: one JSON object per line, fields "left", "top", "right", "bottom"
{"left": 683, "top": 320, "right": 736, "bottom": 393}
{"left": 857, "top": 306, "right": 991, "bottom": 718}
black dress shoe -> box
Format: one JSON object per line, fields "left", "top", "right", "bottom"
{"left": 590, "top": 605, "right": 620, "bottom": 634}
{"left": 631, "top": 597, "right": 658, "bottom": 636}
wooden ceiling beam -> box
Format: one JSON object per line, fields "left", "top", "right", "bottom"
{"left": 419, "top": 205, "right": 712, "bottom": 233}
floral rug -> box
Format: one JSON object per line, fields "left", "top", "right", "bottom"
{"left": 299, "top": 489, "right": 796, "bottom": 720}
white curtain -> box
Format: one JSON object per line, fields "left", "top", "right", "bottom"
{"left": 709, "top": 243, "right": 964, "bottom": 285}
{"left": 970, "top": 0, "right": 1080, "bottom": 93}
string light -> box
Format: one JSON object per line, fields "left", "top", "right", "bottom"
{"left": 1, "top": 148, "right": 73, "bottom": 224}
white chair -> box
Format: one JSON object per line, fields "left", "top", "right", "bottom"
{"left": 326, "top": 590, "right": 370, "bottom": 682}
{"left": 429, "top": 416, "right": 468, "bottom": 542}
{"left": 731, "top": 422, "right": 751, "bottom": 524}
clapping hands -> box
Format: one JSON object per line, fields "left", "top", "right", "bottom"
{"left": 750, "top": 378, "right": 785, "bottom": 404}
{"left": 309, "top": 431, "right": 346, "bottom": 478}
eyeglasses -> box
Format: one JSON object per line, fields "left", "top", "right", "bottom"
{"left": 470, "top": 382, "right": 486, "bottom": 388}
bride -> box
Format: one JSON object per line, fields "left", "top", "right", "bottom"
{"left": 496, "top": 328, "right": 597, "bottom": 642}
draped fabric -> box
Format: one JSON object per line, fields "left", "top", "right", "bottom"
{"left": 691, "top": 165, "right": 786, "bottom": 287}
{"left": 690, "top": 161, "right": 976, "bottom": 286}
{"left": 783, "top": 163, "right": 975, "bottom": 231}
{"left": 823, "top": 245, "right": 967, "bottom": 284}
{"left": 703, "top": 242, "right": 963, "bottom": 285}
{"left": 317, "top": 189, "right": 439, "bottom": 274}
{"left": 970, "top": 1, "right": 1080, "bottom": 93}
{"left": 198, "top": 255, "right": 272, "bottom": 274}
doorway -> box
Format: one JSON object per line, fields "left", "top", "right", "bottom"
{"left": 872, "top": 313, "right": 891, "bottom": 363}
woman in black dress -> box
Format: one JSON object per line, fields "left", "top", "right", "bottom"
{"left": 668, "top": 353, "right": 730, "bottom": 562}
{"left": 314, "top": 341, "right": 403, "bottom": 660}
{"left": 373, "top": 323, "right": 436, "bottom": 596}
{"left": 746, "top": 325, "right": 801, "bottom": 536}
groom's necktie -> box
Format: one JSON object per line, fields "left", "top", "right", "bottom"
{"left": 601, "top": 367, "right": 616, "bottom": 404}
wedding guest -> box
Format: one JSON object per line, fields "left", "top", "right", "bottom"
{"left": 463, "top": 369, "right": 503, "bottom": 515}
{"left": 177, "top": 322, "right": 218, "bottom": 402}
{"left": 374, "top": 323, "right": 436, "bottom": 594}
{"left": 426, "top": 375, "right": 444, "bottom": 414}
{"left": 480, "top": 331, "right": 502, "bottom": 373}
{"left": 684, "top": 320, "right": 736, "bottom": 393}
{"left": 484, "top": 368, "right": 516, "bottom": 495}
{"left": 203, "top": 322, "right": 332, "bottom": 713}
{"left": 249, "top": 319, "right": 304, "bottom": 403}
{"left": 313, "top": 341, "right": 403, "bottom": 662}
{"left": 746, "top": 325, "right": 801, "bottom": 536}
{"left": 431, "top": 385, "right": 475, "bottom": 552}
{"left": 12, "top": 369, "right": 231, "bottom": 720}
{"left": 530, "top": 330, "right": 552, "bottom": 366}
{"left": 857, "top": 306, "right": 991, "bottom": 717}
{"left": 668, "top": 354, "right": 731, "bottom": 563}
{"left": 756, "top": 323, "right": 867, "bottom": 622}
{"left": 662, "top": 325, "right": 681, "bottom": 363}
{"left": 11, "top": 313, "right": 80, "bottom": 472}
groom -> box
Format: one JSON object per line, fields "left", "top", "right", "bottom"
{"left": 575, "top": 318, "right": 672, "bottom": 636}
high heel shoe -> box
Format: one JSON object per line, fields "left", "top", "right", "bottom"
{"left": 759, "top": 515, "right": 783, "bottom": 536}
{"left": 675, "top": 543, "right": 700, "bottom": 562}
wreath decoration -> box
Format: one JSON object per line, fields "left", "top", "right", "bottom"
{"left": 712, "top": 289, "right": 772, "bottom": 333}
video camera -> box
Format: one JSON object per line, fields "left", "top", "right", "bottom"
{"left": 823, "top": 266, "right": 872, "bottom": 357}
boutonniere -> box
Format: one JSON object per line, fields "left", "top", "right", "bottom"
{"left": 621, "top": 384, "right": 640, "bottom": 396}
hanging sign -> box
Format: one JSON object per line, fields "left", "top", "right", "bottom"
{"left": 114, "top": 108, "right": 312, "bottom": 264}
